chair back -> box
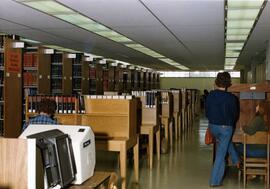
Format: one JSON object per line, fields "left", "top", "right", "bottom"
{"left": 243, "top": 131, "right": 269, "bottom": 145}
{"left": 242, "top": 131, "right": 270, "bottom": 188}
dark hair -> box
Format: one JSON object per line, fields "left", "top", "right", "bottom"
{"left": 215, "top": 72, "right": 232, "bottom": 88}
{"left": 37, "top": 98, "right": 56, "bottom": 116}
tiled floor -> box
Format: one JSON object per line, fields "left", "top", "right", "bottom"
{"left": 97, "top": 116, "right": 267, "bottom": 189}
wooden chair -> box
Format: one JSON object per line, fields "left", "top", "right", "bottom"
{"left": 242, "top": 132, "right": 270, "bottom": 188}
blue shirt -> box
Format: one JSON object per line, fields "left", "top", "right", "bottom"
{"left": 206, "top": 89, "right": 238, "bottom": 126}
{"left": 23, "top": 114, "right": 58, "bottom": 131}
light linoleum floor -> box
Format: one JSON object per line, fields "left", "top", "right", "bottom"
{"left": 97, "top": 116, "right": 267, "bottom": 189}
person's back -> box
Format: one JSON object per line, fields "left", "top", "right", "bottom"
{"left": 206, "top": 89, "right": 238, "bottom": 126}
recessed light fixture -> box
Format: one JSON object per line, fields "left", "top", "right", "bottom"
{"left": 15, "top": 0, "right": 189, "bottom": 70}
{"left": 224, "top": 0, "right": 265, "bottom": 70}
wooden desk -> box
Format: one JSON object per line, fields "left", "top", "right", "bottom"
{"left": 160, "top": 92, "right": 173, "bottom": 147}
{"left": 140, "top": 124, "right": 160, "bottom": 169}
{"left": 139, "top": 96, "right": 161, "bottom": 169}
{"left": 95, "top": 136, "right": 139, "bottom": 189}
{"left": 160, "top": 115, "right": 172, "bottom": 147}
{"left": 81, "top": 98, "right": 139, "bottom": 189}
{"left": 69, "top": 171, "right": 114, "bottom": 189}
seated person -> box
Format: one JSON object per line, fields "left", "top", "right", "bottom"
{"left": 237, "top": 101, "right": 269, "bottom": 158}
{"left": 23, "top": 98, "right": 59, "bottom": 131}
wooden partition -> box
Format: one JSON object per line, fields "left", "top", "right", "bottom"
{"left": 0, "top": 138, "right": 39, "bottom": 189}
{"left": 62, "top": 53, "right": 72, "bottom": 95}
{"left": 3, "top": 38, "right": 23, "bottom": 137}
{"left": 181, "top": 89, "right": 188, "bottom": 132}
{"left": 186, "top": 90, "right": 193, "bottom": 127}
{"left": 37, "top": 46, "right": 51, "bottom": 94}
{"left": 160, "top": 91, "right": 174, "bottom": 147}
{"left": 82, "top": 97, "right": 139, "bottom": 189}
{"left": 108, "top": 65, "right": 116, "bottom": 91}
{"left": 82, "top": 97, "right": 138, "bottom": 139}
{"left": 140, "top": 94, "right": 161, "bottom": 169}
{"left": 81, "top": 60, "right": 89, "bottom": 95}
{"left": 228, "top": 83, "right": 270, "bottom": 142}
{"left": 161, "top": 91, "right": 173, "bottom": 118}
{"left": 115, "top": 66, "right": 124, "bottom": 94}
{"left": 171, "top": 90, "right": 182, "bottom": 139}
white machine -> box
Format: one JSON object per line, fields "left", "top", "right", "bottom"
{"left": 20, "top": 124, "right": 96, "bottom": 185}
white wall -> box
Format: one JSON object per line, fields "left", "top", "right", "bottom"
{"left": 160, "top": 77, "right": 240, "bottom": 92}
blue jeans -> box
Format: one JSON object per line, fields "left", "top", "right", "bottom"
{"left": 209, "top": 124, "right": 239, "bottom": 186}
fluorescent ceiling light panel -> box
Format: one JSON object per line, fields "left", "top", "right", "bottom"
{"left": 126, "top": 44, "right": 164, "bottom": 58}
{"left": 224, "top": 66, "right": 234, "bottom": 70}
{"left": 225, "top": 51, "right": 240, "bottom": 57}
{"left": 225, "top": 50, "right": 240, "bottom": 57}
{"left": 44, "top": 45, "right": 80, "bottom": 53}
{"left": 20, "top": 37, "right": 40, "bottom": 44}
{"left": 96, "top": 30, "right": 121, "bottom": 37}
{"left": 109, "top": 36, "right": 132, "bottom": 43}
{"left": 178, "top": 66, "right": 189, "bottom": 70}
{"left": 78, "top": 23, "right": 110, "bottom": 32}
{"left": 226, "top": 28, "right": 250, "bottom": 35}
{"left": 226, "top": 46, "right": 243, "bottom": 50}
{"left": 225, "top": 58, "right": 237, "bottom": 65}
{"left": 141, "top": 50, "right": 164, "bottom": 58}
{"left": 59, "top": 48, "right": 81, "bottom": 53}
{"left": 227, "top": 20, "right": 254, "bottom": 29}
{"left": 22, "top": 0, "right": 74, "bottom": 15}
{"left": 226, "top": 34, "right": 248, "bottom": 41}
{"left": 226, "top": 42, "right": 244, "bottom": 48}
{"left": 228, "top": 0, "right": 264, "bottom": 9}
{"left": 227, "top": 9, "right": 260, "bottom": 20}
{"left": 55, "top": 14, "right": 95, "bottom": 25}
{"left": 158, "top": 58, "right": 174, "bottom": 64}
{"left": 126, "top": 44, "right": 145, "bottom": 49}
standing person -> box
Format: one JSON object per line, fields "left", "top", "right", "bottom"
{"left": 23, "top": 98, "right": 59, "bottom": 131}
{"left": 205, "top": 72, "right": 240, "bottom": 187}
{"left": 202, "top": 89, "right": 209, "bottom": 112}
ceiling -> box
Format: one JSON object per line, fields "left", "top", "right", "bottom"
{"left": 0, "top": 0, "right": 268, "bottom": 71}
{"left": 237, "top": 0, "right": 270, "bottom": 68}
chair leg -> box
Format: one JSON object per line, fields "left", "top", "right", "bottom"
{"left": 267, "top": 174, "right": 269, "bottom": 188}
{"left": 243, "top": 170, "right": 246, "bottom": 188}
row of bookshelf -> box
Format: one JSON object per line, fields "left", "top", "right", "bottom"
{"left": 27, "top": 95, "right": 78, "bottom": 114}
{"left": 23, "top": 72, "right": 37, "bottom": 86}
{"left": 0, "top": 36, "right": 4, "bottom": 135}
{"left": 23, "top": 53, "right": 37, "bottom": 67}
{"left": 132, "top": 91, "right": 157, "bottom": 108}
